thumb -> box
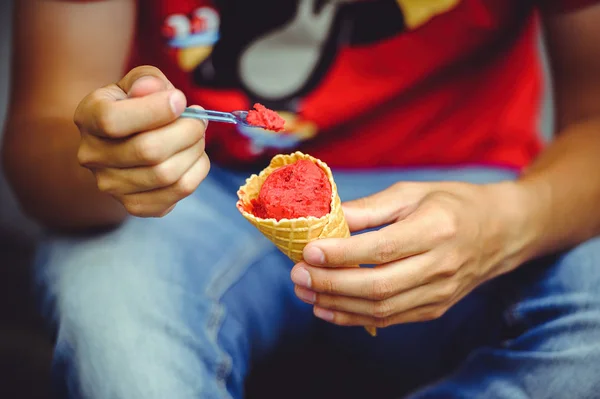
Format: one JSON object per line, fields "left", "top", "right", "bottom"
{"left": 117, "top": 65, "right": 175, "bottom": 98}
{"left": 341, "top": 183, "right": 426, "bottom": 232}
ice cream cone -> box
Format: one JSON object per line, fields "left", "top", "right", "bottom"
{"left": 236, "top": 151, "right": 377, "bottom": 337}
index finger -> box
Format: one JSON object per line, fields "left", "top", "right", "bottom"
{"left": 303, "top": 218, "right": 432, "bottom": 267}
{"left": 291, "top": 256, "right": 428, "bottom": 300}
{"left": 78, "top": 87, "right": 187, "bottom": 138}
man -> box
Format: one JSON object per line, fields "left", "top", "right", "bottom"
{"left": 3, "top": 0, "right": 600, "bottom": 398}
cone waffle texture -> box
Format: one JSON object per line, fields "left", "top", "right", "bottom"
{"left": 236, "top": 152, "right": 377, "bottom": 337}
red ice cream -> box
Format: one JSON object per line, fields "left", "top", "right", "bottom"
{"left": 251, "top": 160, "right": 332, "bottom": 220}
{"left": 246, "top": 103, "right": 286, "bottom": 132}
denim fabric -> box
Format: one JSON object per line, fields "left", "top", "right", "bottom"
{"left": 34, "top": 165, "right": 600, "bottom": 398}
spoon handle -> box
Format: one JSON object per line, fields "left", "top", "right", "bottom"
{"left": 180, "top": 108, "right": 237, "bottom": 124}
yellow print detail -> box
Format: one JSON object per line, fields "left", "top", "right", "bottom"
{"left": 396, "top": 0, "right": 461, "bottom": 30}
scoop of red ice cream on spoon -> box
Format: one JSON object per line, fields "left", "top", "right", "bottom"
{"left": 251, "top": 159, "right": 332, "bottom": 220}
{"left": 246, "top": 103, "right": 286, "bottom": 132}
{"left": 179, "top": 103, "right": 285, "bottom": 131}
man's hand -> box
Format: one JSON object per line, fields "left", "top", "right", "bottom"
{"left": 75, "top": 66, "right": 210, "bottom": 217}
{"left": 291, "top": 181, "right": 528, "bottom": 328}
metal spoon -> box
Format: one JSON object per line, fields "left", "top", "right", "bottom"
{"left": 180, "top": 107, "right": 264, "bottom": 129}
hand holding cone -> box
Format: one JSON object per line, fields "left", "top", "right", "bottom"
{"left": 236, "top": 152, "right": 376, "bottom": 336}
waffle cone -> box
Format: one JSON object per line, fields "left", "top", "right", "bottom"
{"left": 236, "top": 152, "right": 376, "bottom": 337}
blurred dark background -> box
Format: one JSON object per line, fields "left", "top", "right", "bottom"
{"left": 0, "top": 0, "right": 52, "bottom": 397}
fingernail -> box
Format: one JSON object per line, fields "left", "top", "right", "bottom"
{"left": 169, "top": 90, "right": 186, "bottom": 115}
{"left": 291, "top": 267, "right": 311, "bottom": 288}
{"left": 314, "top": 307, "right": 334, "bottom": 322}
{"left": 295, "top": 286, "right": 316, "bottom": 303}
{"left": 304, "top": 246, "right": 325, "bottom": 265}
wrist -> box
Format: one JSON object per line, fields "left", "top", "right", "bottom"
{"left": 485, "top": 179, "right": 547, "bottom": 272}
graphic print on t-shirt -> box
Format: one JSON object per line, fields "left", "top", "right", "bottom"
{"left": 161, "top": 6, "right": 220, "bottom": 72}
{"left": 162, "top": 0, "right": 460, "bottom": 154}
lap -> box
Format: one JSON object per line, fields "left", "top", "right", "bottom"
{"left": 326, "top": 236, "right": 600, "bottom": 398}
{"left": 35, "top": 167, "right": 291, "bottom": 398}
{"left": 38, "top": 164, "right": 600, "bottom": 398}
{"left": 417, "top": 236, "right": 600, "bottom": 398}
{"left": 320, "top": 168, "right": 600, "bottom": 397}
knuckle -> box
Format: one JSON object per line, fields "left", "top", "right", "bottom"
{"left": 433, "top": 208, "right": 459, "bottom": 241}
{"left": 134, "top": 137, "right": 165, "bottom": 164}
{"left": 432, "top": 306, "right": 448, "bottom": 319}
{"left": 372, "top": 299, "right": 394, "bottom": 319}
{"left": 373, "top": 237, "right": 400, "bottom": 264}
{"left": 73, "top": 106, "right": 86, "bottom": 131}
{"left": 192, "top": 130, "right": 207, "bottom": 151}
{"left": 122, "top": 198, "right": 147, "bottom": 217}
{"left": 436, "top": 259, "right": 460, "bottom": 278}
{"left": 94, "top": 109, "right": 119, "bottom": 137}
{"left": 320, "top": 277, "right": 338, "bottom": 295}
{"left": 199, "top": 152, "right": 211, "bottom": 172}
{"left": 75, "top": 91, "right": 104, "bottom": 131}
{"left": 422, "top": 306, "right": 447, "bottom": 321}
{"left": 86, "top": 89, "right": 105, "bottom": 107}
{"left": 95, "top": 174, "right": 117, "bottom": 195}
{"left": 370, "top": 278, "right": 395, "bottom": 301}
{"left": 446, "top": 280, "right": 460, "bottom": 299}
{"left": 157, "top": 205, "right": 176, "bottom": 217}
{"left": 152, "top": 162, "right": 179, "bottom": 187}
{"left": 173, "top": 174, "right": 197, "bottom": 198}
{"left": 76, "top": 144, "right": 93, "bottom": 167}
{"left": 334, "top": 246, "right": 353, "bottom": 266}
{"left": 432, "top": 281, "right": 459, "bottom": 303}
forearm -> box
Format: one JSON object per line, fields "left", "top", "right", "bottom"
{"left": 506, "top": 117, "right": 600, "bottom": 263}
{"left": 2, "top": 116, "right": 127, "bottom": 231}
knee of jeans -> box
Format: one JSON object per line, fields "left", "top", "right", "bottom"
{"left": 43, "top": 243, "right": 217, "bottom": 398}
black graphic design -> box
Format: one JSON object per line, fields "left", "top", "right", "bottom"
{"left": 193, "top": 0, "right": 409, "bottom": 111}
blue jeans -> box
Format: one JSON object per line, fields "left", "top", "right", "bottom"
{"left": 34, "top": 165, "right": 600, "bottom": 398}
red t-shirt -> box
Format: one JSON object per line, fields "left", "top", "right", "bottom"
{"left": 103, "top": 1, "right": 600, "bottom": 169}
